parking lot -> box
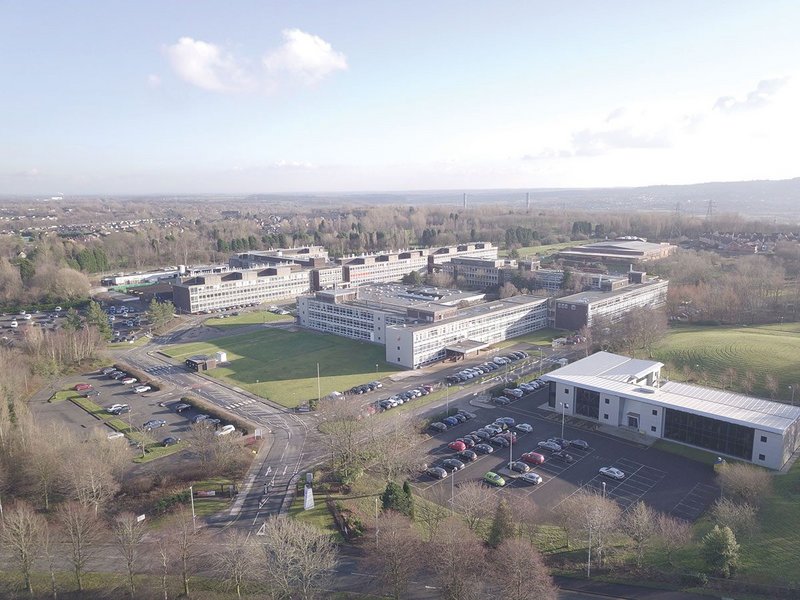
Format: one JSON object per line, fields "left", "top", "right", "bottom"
{"left": 414, "top": 388, "right": 719, "bottom": 521}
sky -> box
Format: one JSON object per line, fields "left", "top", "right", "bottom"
{"left": 1, "top": 1, "right": 799, "bottom": 195}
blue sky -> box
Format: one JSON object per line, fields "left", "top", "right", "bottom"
{"left": 1, "top": 1, "right": 799, "bottom": 194}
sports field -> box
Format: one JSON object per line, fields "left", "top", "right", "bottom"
{"left": 652, "top": 323, "right": 800, "bottom": 400}
{"left": 163, "top": 329, "right": 396, "bottom": 407}
{"left": 204, "top": 310, "right": 293, "bottom": 329}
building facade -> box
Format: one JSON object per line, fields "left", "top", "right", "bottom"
{"left": 554, "top": 275, "right": 668, "bottom": 330}
{"left": 439, "top": 257, "right": 518, "bottom": 288}
{"left": 557, "top": 238, "right": 677, "bottom": 268}
{"left": 542, "top": 352, "right": 800, "bottom": 470}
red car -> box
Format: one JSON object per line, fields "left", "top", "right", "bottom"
{"left": 521, "top": 451, "right": 545, "bottom": 465}
{"left": 74, "top": 383, "right": 93, "bottom": 391}
{"left": 448, "top": 440, "right": 467, "bottom": 452}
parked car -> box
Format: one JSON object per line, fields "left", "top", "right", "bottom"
{"left": 550, "top": 437, "right": 570, "bottom": 449}
{"left": 494, "top": 396, "right": 511, "bottom": 406}
{"left": 162, "top": 436, "right": 180, "bottom": 446}
{"left": 458, "top": 410, "right": 476, "bottom": 420}
{"left": 107, "top": 404, "right": 127, "bottom": 413}
{"left": 174, "top": 403, "right": 192, "bottom": 413}
{"left": 483, "top": 471, "right": 506, "bottom": 487}
{"left": 515, "top": 423, "right": 533, "bottom": 433}
{"left": 143, "top": 419, "right": 167, "bottom": 431}
{"left": 451, "top": 413, "right": 467, "bottom": 423}
{"left": 82, "top": 389, "right": 101, "bottom": 397}
{"left": 441, "top": 458, "right": 466, "bottom": 472}
{"left": 520, "top": 472, "right": 543, "bottom": 485}
{"left": 455, "top": 437, "right": 475, "bottom": 448}
{"left": 429, "top": 422, "right": 448, "bottom": 433}
{"left": 521, "top": 452, "right": 545, "bottom": 465}
{"left": 427, "top": 466, "right": 448, "bottom": 479}
{"left": 443, "top": 416, "right": 459, "bottom": 427}
{"left": 192, "top": 414, "right": 210, "bottom": 424}
{"left": 473, "top": 430, "right": 491, "bottom": 441}
{"left": 474, "top": 443, "right": 494, "bottom": 454}
{"left": 599, "top": 466, "right": 625, "bottom": 480}
{"left": 457, "top": 449, "right": 478, "bottom": 462}
{"left": 101, "top": 367, "right": 117, "bottom": 375}
{"left": 495, "top": 416, "right": 515, "bottom": 426}
{"left": 510, "top": 461, "right": 531, "bottom": 473}
{"left": 215, "top": 424, "right": 236, "bottom": 436}
{"left": 484, "top": 423, "right": 503, "bottom": 435}
{"left": 538, "top": 441, "right": 562, "bottom": 452}
{"left": 108, "top": 405, "right": 130, "bottom": 415}
{"left": 553, "top": 451, "right": 575, "bottom": 463}
{"left": 498, "top": 431, "right": 517, "bottom": 443}
{"left": 111, "top": 372, "right": 127, "bottom": 380}
{"left": 489, "top": 436, "right": 510, "bottom": 448}
{"left": 133, "top": 385, "right": 152, "bottom": 393}
{"left": 74, "top": 383, "right": 93, "bottom": 391}
{"left": 121, "top": 377, "right": 137, "bottom": 385}
{"left": 447, "top": 440, "right": 467, "bottom": 452}
{"left": 570, "top": 439, "right": 590, "bottom": 450}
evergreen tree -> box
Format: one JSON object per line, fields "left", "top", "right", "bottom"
{"left": 701, "top": 525, "right": 739, "bottom": 578}
{"left": 381, "top": 481, "right": 413, "bottom": 516}
{"left": 487, "top": 499, "right": 515, "bottom": 548}
{"left": 63, "top": 308, "right": 83, "bottom": 332}
{"left": 85, "top": 301, "right": 112, "bottom": 339}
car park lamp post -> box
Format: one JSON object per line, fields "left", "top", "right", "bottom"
{"left": 602, "top": 481, "right": 606, "bottom": 499}
{"left": 560, "top": 402, "right": 569, "bottom": 439}
{"left": 189, "top": 485, "right": 197, "bottom": 532}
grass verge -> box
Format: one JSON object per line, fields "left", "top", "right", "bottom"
{"left": 206, "top": 310, "right": 293, "bottom": 329}
{"left": 49, "top": 389, "right": 81, "bottom": 403}
{"left": 70, "top": 396, "right": 111, "bottom": 419}
{"left": 132, "top": 441, "right": 185, "bottom": 463}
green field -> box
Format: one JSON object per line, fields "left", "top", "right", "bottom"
{"left": 205, "top": 310, "right": 293, "bottom": 329}
{"left": 493, "top": 327, "right": 565, "bottom": 349}
{"left": 163, "top": 329, "right": 397, "bottom": 407}
{"left": 499, "top": 240, "right": 596, "bottom": 259}
{"left": 652, "top": 323, "right": 800, "bottom": 400}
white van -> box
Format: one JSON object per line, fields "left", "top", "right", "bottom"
{"left": 107, "top": 431, "right": 125, "bottom": 440}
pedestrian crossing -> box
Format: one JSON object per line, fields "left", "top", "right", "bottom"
{"left": 223, "top": 398, "right": 257, "bottom": 410}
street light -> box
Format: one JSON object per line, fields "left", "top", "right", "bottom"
{"left": 189, "top": 485, "right": 197, "bottom": 532}
{"left": 560, "top": 402, "right": 569, "bottom": 439}
{"left": 602, "top": 481, "right": 606, "bottom": 500}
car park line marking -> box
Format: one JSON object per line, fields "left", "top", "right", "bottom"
{"left": 671, "top": 483, "right": 718, "bottom": 521}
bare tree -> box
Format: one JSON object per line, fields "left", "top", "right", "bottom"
{"left": 452, "top": 480, "right": 493, "bottom": 532}
{"left": 507, "top": 495, "right": 539, "bottom": 543}
{"left": 430, "top": 517, "right": 486, "bottom": 600}
{"left": 112, "top": 512, "right": 147, "bottom": 599}
{"left": 557, "top": 490, "right": 621, "bottom": 568}
{"left": 717, "top": 463, "right": 773, "bottom": 507}
{"left": 155, "top": 535, "right": 171, "bottom": 600}
{"left": 654, "top": 513, "right": 692, "bottom": 566}
{"left": 710, "top": 497, "right": 757, "bottom": 537}
{"left": 367, "top": 511, "right": 423, "bottom": 600}
{"left": 764, "top": 373, "right": 779, "bottom": 399}
{"left": 623, "top": 501, "right": 657, "bottom": 567}
{"left": 492, "top": 538, "right": 557, "bottom": 600}
{"left": 415, "top": 488, "right": 452, "bottom": 542}
{"left": 185, "top": 421, "right": 217, "bottom": 469}
{"left": 1, "top": 501, "right": 45, "bottom": 595}
{"left": 165, "top": 507, "right": 201, "bottom": 597}
{"left": 25, "top": 429, "right": 68, "bottom": 511}
{"left": 368, "top": 413, "right": 423, "bottom": 482}
{"left": 65, "top": 449, "right": 120, "bottom": 515}
{"left": 256, "top": 516, "right": 339, "bottom": 600}
{"left": 39, "top": 518, "right": 59, "bottom": 600}
{"left": 318, "top": 395, "right": 369, "bottom": 483}
{"left": 59, "top": 502, "right": 103, "bottom": 592}
{"left": 214, "top": 529, "right": 257, "bottom": 599}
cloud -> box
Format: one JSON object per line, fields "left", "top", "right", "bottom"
{"left": 263, "top": 29, "right": 348, "bottom": 84}
{"left": 713, "top": 77, "right": 789, "bottom": 112}
{"left": 571, "top": 125, "right": 672, "bottom": 156}
{"left": 147, "top": 74, "right": 162, "bottom": 88}
{"left": 165, "top": 37, "right": 250, "bottom": 92}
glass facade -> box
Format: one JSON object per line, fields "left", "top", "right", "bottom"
{"left": 548, "top": 381, "right": 556, "bottom": 408}
{"left": 664, "top": 408, "right": 754, "bottom": 460}
{"left": 575, "top": 387, "right": 600, "bottom": 419}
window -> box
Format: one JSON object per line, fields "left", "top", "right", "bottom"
{"left": 605, "top": 398, "right": 610, "bottom": 404}
{"left": 760, "top": 435, "right": 767, "bottom": 443}
{"left": 651, "top": 426, "right": 657, "bottom": 432}
{"left": 652, "top": 409, "right": 658, "bottom": 416}
{"left": 664, "top": 408, "right": 755, "bottom": 460}
{"left": 564, "top": 388, "right": 569, "bottom": 394}
{"left": 603, "top": 414, "right": 609, "bottom": 420}
{"left": 758, "top": 454, "right": 766, "bottom": 461}
{"left": 575, "top": 387, "right": 600, "bottom": 420}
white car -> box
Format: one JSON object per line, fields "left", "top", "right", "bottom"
{"left": 515, "top": 423, "right": 534, "bottom": 433}
{"left": 520, "top": 472, "right": 543, "bottom": 485}
{"left": 121, "top": 377, "right": 138, "bottom": 385}
{"left": 54, "top": 306, "right": 62, "bottom": 312}
{"left": 22, "top": 313, "right": 32, "bottom": 320}
{"left": 10, "top": 320, "right": 18, "bottom": 328}
{"left": 107, "top": 404, "right": 128, "bottom": 413}
{"left": 133, "top": 385, "right": 151, "bottom": 393}
{"left": 214, "top": 424, "right": 236, "bottom": 436}
{"left": 599, "top": 467, "right": 625, "bottom": 480}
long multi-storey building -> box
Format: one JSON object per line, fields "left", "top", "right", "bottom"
{"left": 557, "top": 238, "right": 677, "bottom": 269}
{"left": 297, "top": 283, "right": 549, "bottom": 369}
{"left": 439, "top": 257, "right": 518, "bottom": 288}
{"left": 554, "top": 273, "right": 668, "bottom": 330}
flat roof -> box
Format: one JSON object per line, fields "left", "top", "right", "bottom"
{"left": 558, "top": 278, "right": 667, "bottom": 304}
{"left": 445, "top": 339, "right": 490, "bottom": 353}
{"left": 544, "top": 352, "right": 800, "bottom": 434}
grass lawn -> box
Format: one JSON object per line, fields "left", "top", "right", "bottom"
{"left": 49, "top": 389, "right": 81, "bottom": 403}
{"left": 650, "top": 439, "right": 731, "bottom": 467}
{"left": 652, "top": 323, "right": 800, "bottom": 400}
{"left": 289, "top": 492, "right": 343, "bottom": 541}
{"left": 132, "top": 441, "right": 185, "bottom": 463}
{"left": 109, "top": 335, "right": 149, "bottom": 349}
{"left": 205, "top": 310, "right": 293, "bottom": 329}
{"left": 493, "top": 327, "right": 566, "bottom": 349}
{"left": 163, "top": 328, "right": 398, "bottom": 408}
{"left": 70, "top": 396, "right": 112, "bottom": 419}
{"left": 499, "top": 240, "right": 597, "bottom": 259}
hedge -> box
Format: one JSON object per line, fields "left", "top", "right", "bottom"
{"left": 179, "top": 394, "right": 257, "bottom": 435}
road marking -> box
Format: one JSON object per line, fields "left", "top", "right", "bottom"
{"left": 282, "top": 465, "right": 288, "bottom": 476}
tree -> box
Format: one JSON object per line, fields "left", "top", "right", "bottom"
{"left": 415, "top": 488, "right": 451, "bottom": 542}
{"left": 430, "top": 517, "right": 487, "bottom": 600}
{"left": 112, "top": 512, "right": 146, "bottom": 599}
{"left": 368, "top": 512, "right": 422, "bottom": 600}
{"left": 402, "top": 480, "right": 415, "bottom": 519}
{"left": 148, "top": 298, "right": 175, "bottom": 330}
{"left": 624, "top": 501, "right": 657, "bottom": 567}
{"left": 256, "top": 516, "right": 338, "bottom": 600}
{"left": 654, "top": 513, "right": 692, "bottom": 566}
{"left": 85, "top": 300, "right": 112, "bottom": 339}
{"left": 63, "top": 308, "right": 82, "bottom": 332}
{"left": 65, "top": 451, "right": 119, "bottom": 515}
{"left": 452, "top": 481, "right": 493, "bottom": 531}
{"left": 401, "top": 270, "right": 423, "bottom": 285}
{"left": 185, "top": 421, "right": 217, "bottom": 469}
{"left": 716, "top": 463, "right": 773, "bottom": 507}
{"left": 214, "top": 529, "right": 257, "bottom": 599}
{"left": 487, "top": 499, "right": 515, "bottom": 548}
{"left": 710, "top": 497, "right": 757, "bottom": 537}
{"left": 507, "top": 495, "right": 539, "bottom": 543}
{"left": 318, "top": 395, "right": 369, "bottom": 483}
{"left": 557, "top": 489, "right": 621, "bottom": 568}
{"left": 381, "top": 481, "right": 413, "bottom": 517}
{"left": 499, "top": 281, "right": 520, "bottom": 298}
{"left": 1, "top": 501, "right": 45, "bottom": 595}
{"left": 59, "top": 502, "right": 103, "bottom": 592}
{"left": 492, "top": 538, "right": 557, "bottom": 600}
{"left": 702, "top": 525, "right": 739, "bottom": 578}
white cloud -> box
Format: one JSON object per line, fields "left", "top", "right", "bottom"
{"left": 713, "top": 77, "right": 788, "bottom": 112}
{"left": 147, "top": 74, "right": 162, "bottom": 88}
{"left": 263, "top": 29, "right": 347, "bottom": 84}
{"left": 165, "top": 37, "right": 250, "bottom": 92}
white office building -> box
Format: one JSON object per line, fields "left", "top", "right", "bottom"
{"left": 542, "top": 352, "right": 800, "bottom": 470}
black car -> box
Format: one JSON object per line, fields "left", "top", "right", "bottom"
{"left": 429, "top": 422, "right": 448, "bottom": 433}
{"left": 490, "top": 436, "right": 510, "bottom": 448}
{"left": 441, "top": 458, "right": 466, "bottom": 472}
{"left": 458, "top": 410, "right": 477, "bottom": 420}
{"left": 456, "top": 437, "right": 476, "bottom": 449}
{"left": 457, "top": 449, "right": 478, "bottom": 462}
{"left": 427, "top": 466, "right": 448, "bottom": 479}
{"left": 570, "top": 439, "right": 590, "bottom": 450}
{"left": 452, "top": 413, "right": 467, "bottom": 423}
{"left": 554, "top": 451, "right": 575, "bottom": 463}
{"left": 494, "top": 396, "right": 511, "bottom": 406}
{"left": 510, "top": 461, "right": 531, "bottom": 473}
{"left": 162, "top": 436, "right": 180, "bottom": 447}
{"left": 474, "top": 443, "right": 494, "bottom": 454}
{"left": 82, "top": 389, "right": 101, "bottom": 397}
